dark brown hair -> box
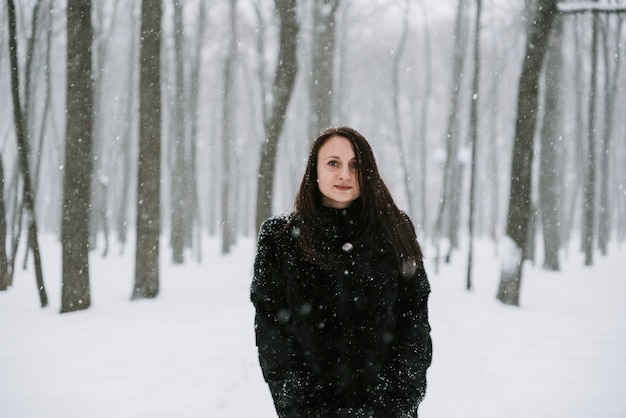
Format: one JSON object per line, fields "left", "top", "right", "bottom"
{"left": 292, "top": 126, "right": 424, "bottom": 275}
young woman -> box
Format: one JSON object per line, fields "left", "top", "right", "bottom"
{"left": 251, "top": 126, "right": 432, "bottom": 417}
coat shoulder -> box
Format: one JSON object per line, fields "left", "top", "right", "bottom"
{"left": 259, "top": 213, "right": 293, "bottom": 237}
{"left": 260, "top": 213, "right": 292, "bottom": 232}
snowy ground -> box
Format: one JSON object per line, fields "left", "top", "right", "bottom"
{"left": 1, "top": 234, "right": 625, "bottom": 418}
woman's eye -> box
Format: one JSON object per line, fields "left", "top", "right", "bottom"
{"left": 328, "top": 160, "right": 338, "bottom": 167}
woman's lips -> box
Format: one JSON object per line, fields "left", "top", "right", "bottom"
{"left": 334, "top": 186, "right": 352, "bottom": 191}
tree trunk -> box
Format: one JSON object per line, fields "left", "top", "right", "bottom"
{"left": 116, "top": 0, "right": 139, "bottom": 253}
{"left": 221, "top": 0, "right": 238, "bottom": 254}
{"left": 539, "top": 17, "right": 563, "bottom": 271}
{"left": 32, "top": 1, "right": 54, "bottom": 204}
{"left": 308, "top": 0, "right": 340, "bottom": 138}
{"left": 61, "top": 0, "right": 94, "bottom": 313}
{"left": 89, "top": 0, "right": 121, "bottom": 256}
{"left": 562, "top": 13, "right": 587, "bottom": 253}
{"left": 598, "top": 13, "right": 623, "bottom": 255}
{"left": 391, "top": 0, "right": 415, "bottom": 219}
{"left": 432, "top": 0, "right": 469, "bottom": 272}
{"left": 170, "top": 0, "right": 189, "bottom": 263}
{"left": 486, "top": 7, "right": 501, "bottom": 255}
{"left": 187, "top": 0, "right": 207, "bottom": 262}
{"left": 417, "top": 0, "right": 432, "bottom": 239}
{"left": 0, "top": 155, "right": 8, "bottom": 291}
{"left": 18, "top": 0, "right": 43, "bottom": 272}
{"left": 6, "top": 168, "right": 22, "bottom": 287}
{"left": 132, "top": 0, "right": 162, "bottom": 300}
{"left": 582, "top": 8, "right": 598, "bottom": 266}
{"left": 466, "top": 0, "right": 482, "bottom": 291}
{"left": 6, "top": 0, "right": 48, "bottom": 307}
{"left": 255, "top": 0, "right": 299, "bottom": 231}
{"left": 497, "top": 0, "right": 557, "bottom": 306}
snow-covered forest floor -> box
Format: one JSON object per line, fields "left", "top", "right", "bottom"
{"left": 1, "top": 234, "right": 625, "bottom": 418}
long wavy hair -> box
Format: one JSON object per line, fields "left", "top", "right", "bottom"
{"left": 292, "top": 126, "right": 424, "bottom": 275}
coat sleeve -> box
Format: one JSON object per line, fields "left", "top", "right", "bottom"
{"left": 371, "top": 216, "right": 432, "bottom": 416}
{"left": 251, "top": 218, "right": 320, "bottom": 418}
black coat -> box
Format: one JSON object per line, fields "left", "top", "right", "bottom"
{"left": 251, "top": 204, "right": 432, "bottom": 418}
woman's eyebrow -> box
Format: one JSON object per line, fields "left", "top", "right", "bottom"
{"left": 322, "top": 155, "right": 356, "bottom": 160}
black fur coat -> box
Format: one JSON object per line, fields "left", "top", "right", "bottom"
{"left": 251, "top": 204, "right": 432, "bottom": 418}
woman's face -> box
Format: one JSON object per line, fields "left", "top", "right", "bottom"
{"left": 316, "top": 135, "right": 361, "bottom": 208}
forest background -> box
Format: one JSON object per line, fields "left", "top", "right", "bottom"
{"left": 0, "top": 0, "right": 625, "bottom": 311}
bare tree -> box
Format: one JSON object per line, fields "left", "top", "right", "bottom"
{"left": 12, "top": 1, "right": 47, "bottom": 274}
{"left": 308, "top": 0, "right": 340, "bottom": 138}
{"left": 221, "top": 0, "right": 239, "bottom": 254}
{"left": 170, "top": 0, "right": 191, "bottom": 263}
{"left": 89, "top": 0, "right": 122, "bottom": 257}
{"left": 390, "top": 0, "right": 414, "bottom": 219}
{"left": 187, "top": 0, "right": 207, "bottom": 262}
{"left": 25, "top": 0, "right": 54, "bottom": 206}
{"left": 598, "top": 12, "right": 623, "bottom": 255}
{"left": 582, "top": 4, "right": 599, "bottom": 266}
{"left": 61, "top": 0, "right": 94, "bottom": 313}
{"left": 132, "top": 0, "right": 162, "bottom": 300}
{"left": 557, "top": 2, "right": 626, "bottom": 255}
{"left": 416, "top": 0, "right": 433, "bottom": 239}
{"left": 255, "top": 0, "right": 299, "bottom": 231}
{"left": 115, "top": 0, "right": 139, "bottom": 254}
{"left": 466, "top": 0, "right": 482, "bottom": 291}
{"left": 539, "top": 17, "right": 563, "bottom": 271}
{"left": 0, "top": 156, "right": 8, "bottom": 291}
{"left": 496, "top": 0, "right": 558, "bottom": 306}
{"left": 561, "top": 12, "right": 587, "bottom": 253}
{"left": 432, "top": 0, "right": 470, "bottom": 272}
{"left": 6, "top": 0, "right": 48, "bottom": 307}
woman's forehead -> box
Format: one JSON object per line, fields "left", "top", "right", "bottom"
{"left": 319, "top": 136, "right": 354, "bottom": 155}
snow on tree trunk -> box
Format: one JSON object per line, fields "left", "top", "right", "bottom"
{"left": 497, "top": 0, "right": 557, "bottom": 306}
{"left": 496, "top": 236, "right": 523, "bottom": 306}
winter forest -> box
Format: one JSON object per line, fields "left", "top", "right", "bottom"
{"left": 1, "top": 0, "right": 626, "bottom": 417}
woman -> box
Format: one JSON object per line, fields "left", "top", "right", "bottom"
{"left": 251, "top": 126, "right": 432, "bottom": 417}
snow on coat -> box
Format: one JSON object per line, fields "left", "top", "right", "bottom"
{"left": 251, "top": 203, "right": 432, "bottom": 417}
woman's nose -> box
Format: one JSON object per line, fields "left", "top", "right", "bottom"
{"left": 338, "top": 167, "right": 351, "bottom": 180}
